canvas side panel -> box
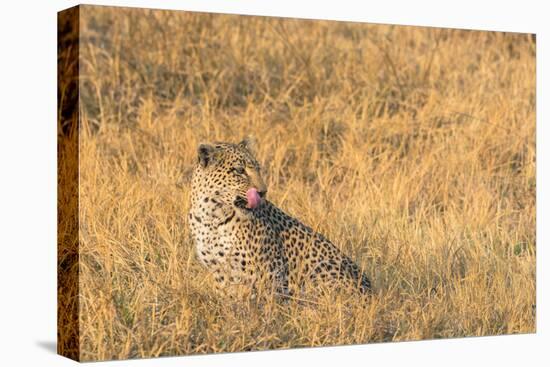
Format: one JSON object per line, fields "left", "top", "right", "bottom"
{"left": 57, "top": 5, "right": 80, "bottom": 362}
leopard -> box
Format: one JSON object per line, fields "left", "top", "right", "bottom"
{"left": 188, "top": 138, "right": 371, "bottom": 299}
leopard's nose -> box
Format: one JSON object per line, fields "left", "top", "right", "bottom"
{"left": 258, "top": 189, "right": 267, "bottom": 198}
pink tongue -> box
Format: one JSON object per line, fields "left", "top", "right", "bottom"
{"left": 246, "top": 188, "right": 261, "bottom": 209}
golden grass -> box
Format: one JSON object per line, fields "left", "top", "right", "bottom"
{"left": 68, "top": 5, "right": 535, "bottom": 361}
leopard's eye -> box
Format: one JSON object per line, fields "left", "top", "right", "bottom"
{"left": 232, "top": 167, "right": 245, "bottom": 175}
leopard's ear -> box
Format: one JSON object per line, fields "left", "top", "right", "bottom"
{"left": 197, "top": 143, "right": 217, "bottom": 168}
{"left": 238, "top": 136, "right": 256, "bottom": 154}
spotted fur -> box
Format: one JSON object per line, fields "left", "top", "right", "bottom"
{"left": 188, "top": 139, "right": 371, "bottom": 298}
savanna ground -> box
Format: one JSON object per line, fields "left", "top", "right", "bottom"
{"left": 58, "top": 5, "right": 535, "bottom": 362}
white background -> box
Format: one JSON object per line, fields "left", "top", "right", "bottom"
{"left": 0, "top": 0, "right": 547, "bottom": 365}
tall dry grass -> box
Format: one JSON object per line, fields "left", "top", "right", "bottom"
{"left": 72, "top": 5, "right": 535, "bottom": 361}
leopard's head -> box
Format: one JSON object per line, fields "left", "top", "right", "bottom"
{"left": 192, "top": 138, "right": 267, "bottom": 211}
